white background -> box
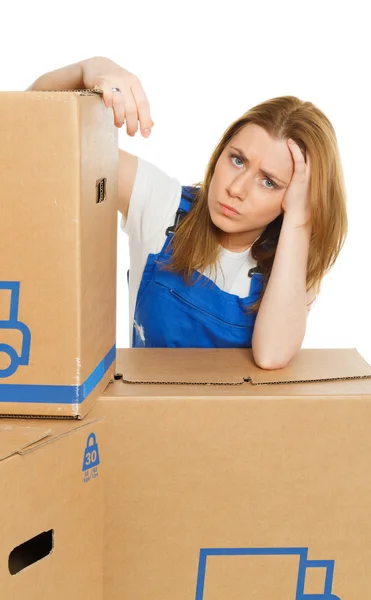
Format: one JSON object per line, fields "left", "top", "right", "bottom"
{"left": 3, "top": 0, "right": 370, "bottom": 363}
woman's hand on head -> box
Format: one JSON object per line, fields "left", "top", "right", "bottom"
{"left": 281, "top": 139, "right": 312, "bottom": 227}
{"left": 82, "top": 56, "right": 154, "bottom": 138}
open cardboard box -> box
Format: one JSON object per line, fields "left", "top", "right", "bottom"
{"left": 90, "top": 347, "right": 371, "bottom": 600}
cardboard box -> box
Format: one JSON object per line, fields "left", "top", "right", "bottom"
{"left": 0, "top": 415, "right": 104, "bottom": 599}
{"left": 92, "top": 347, "right": 371, "bottom": 600}
{"left": 0, "top": 90, "right": 118, "bottom": 418}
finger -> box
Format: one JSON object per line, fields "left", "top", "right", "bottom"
{"left": 287, "top": 139, "right": 305, "bottom": 162}
{"left": 111, "top": 88, "right": 126, "bottom": 128}
{"left": 130, "top": 76, "right": 153, "bottom": 138}
{"left": 287, "top": 139, "right": 306, "bottom": 176}
{"left": 122, "top": 88, "right": 139, "bottom": 136}
{"left": 96, "top": 77, "right": 115, "bottom": 109}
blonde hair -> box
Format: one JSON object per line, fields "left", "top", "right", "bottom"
{"left": 165, "top": 95, "right": 348, "bottom": 312}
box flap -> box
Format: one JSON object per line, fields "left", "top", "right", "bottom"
{"left": 17, "top": 417, "right": 105, "bottom": 455}
{"left": 0, "top": 416, "right": 104, "bottom": 461}
{"left": 117, "top": 349, "right": 249, "bottom": 384}
{"left": 0, "top": 426, "right": 52, "bottom": 461}
{"left": 248, "top": 348, "right": 371, "bottom": 384}
{"left": 115, "top": 348, "right": 371, "bottom": 386}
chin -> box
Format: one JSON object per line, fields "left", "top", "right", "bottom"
{"left": 209, "top": 211, "right": 239, "bottom": 233}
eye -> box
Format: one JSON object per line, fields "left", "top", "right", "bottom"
{"left": 230, "top": 154, "right": 244, "bottom": 168}
{"left": 229, "top": 152, "right": 279, "bottom": 189}
{"left": 263, "top": 178, "right": 277, "bottom": 190}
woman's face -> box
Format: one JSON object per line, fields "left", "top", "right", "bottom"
{"left": 208, "top": 123, "right": 294, "bottom": 250}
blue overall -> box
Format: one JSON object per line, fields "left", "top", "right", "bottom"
{"left": 132, "top": 186, "right": 264, "bottom": 348}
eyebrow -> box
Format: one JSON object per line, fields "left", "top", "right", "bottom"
{"left": 230, "top": 146, "right": 288, "bottom": 186}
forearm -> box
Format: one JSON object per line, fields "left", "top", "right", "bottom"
{"left": 27, "top": 58, "right": 92, "bottom": 91}
{"left": 252, "top": 215, "right": 312, "bottom": 369}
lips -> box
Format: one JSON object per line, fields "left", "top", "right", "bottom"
{"left": 218, "top": 203, "right": 241, "bottom": 216}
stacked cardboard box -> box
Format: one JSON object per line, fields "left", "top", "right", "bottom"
{"left": 91, "top": 347, "right": 371, "bottom": 600}
{"left": 0, "top": 89, "right": 118, "bottom": 599}
{"left": 2, "top": 91, "right": 371, "bottom": 600}
{"left": 0, "top": 417, "right": 105, "bottom": 599}
{"left": 0, "top": 89, "right": 118, "bottom": 418}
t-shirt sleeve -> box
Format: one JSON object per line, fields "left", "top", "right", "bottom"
{"left": 120, "top": 157, "right": 182, "bottom": 244}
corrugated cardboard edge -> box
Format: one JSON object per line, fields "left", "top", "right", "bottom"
{"left": 245, "top": 375, "right": 371, "bottom": 386}
{"left": 118, "top": 376, "right": 371, "bottom": 386}
{"left": 120, "top": 380, "right": 244, "bottom": 386}
{"left": 0, "top": 406, "right": 85, "bottom": 421}
{"left": 0, "top": 410, "right": 81, "bottom": 420}
{"left": 29, "top": 88, "right": 103, "bottom": 96}
{"left": 114, "top": 348, "right": 371, "bottom": 386}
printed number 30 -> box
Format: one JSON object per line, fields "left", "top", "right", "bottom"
{"left": 85, "top": 450, "right": 97, "bottom": 465}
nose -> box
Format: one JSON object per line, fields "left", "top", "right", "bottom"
{"left": 227, "top": 172, "right": 250, "bottom": 201}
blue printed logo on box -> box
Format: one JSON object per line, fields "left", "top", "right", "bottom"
{"left": 195, "top": 547, "right": 341, "bottom": 600}
{"left": 82, "top": 432, "right": 100, "bottom": 482}
{"left": 0, "top": 281, "right": 31, "bottom": 378}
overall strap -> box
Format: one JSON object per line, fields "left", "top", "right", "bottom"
{"left": 129, "top": 186, "right": 197, "bottom": 284}
{"left": 248, "top": 266, "right": 262, "bottom": 278}
{"left": 165, "top": 186, "right": 196, "bottom": 236}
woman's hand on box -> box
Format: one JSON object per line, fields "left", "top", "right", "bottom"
{"left": 82, "top": 56, "right": 154, "bottom": 138}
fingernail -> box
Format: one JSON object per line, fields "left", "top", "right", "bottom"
{"left": 143, "top": 128, "right": 151, "bottom": 136}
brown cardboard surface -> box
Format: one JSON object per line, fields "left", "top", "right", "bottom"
{"left": 115, "top": 347, "right": 371, "bottom": 385}
{"left": 90, "top": 347, "right": 371, "bottom": 599}
{"left": 0, "top": 416, "right": 104, "bottom": 599}
{"left": 0, "top": 425, "right": 52, "bottom": 460}
{"left": 116, "top": 348, "right": 248, "bottom": 384}
{"left": 0, "top": 90, "right": 118, "bottom": 418}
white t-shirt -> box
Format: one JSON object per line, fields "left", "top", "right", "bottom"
{"left": 121, "top": 157, "right": 258, "bottom": 345}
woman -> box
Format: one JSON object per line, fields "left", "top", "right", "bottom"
{"left": 28, "top": 57, "right": 347, "bottom": 368}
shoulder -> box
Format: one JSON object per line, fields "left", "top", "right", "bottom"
{"left": 134, "top": 157, "right": 182, "bottom": 198}
{"left": 121, "top": 157, "right": 182, "bottom": 243}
